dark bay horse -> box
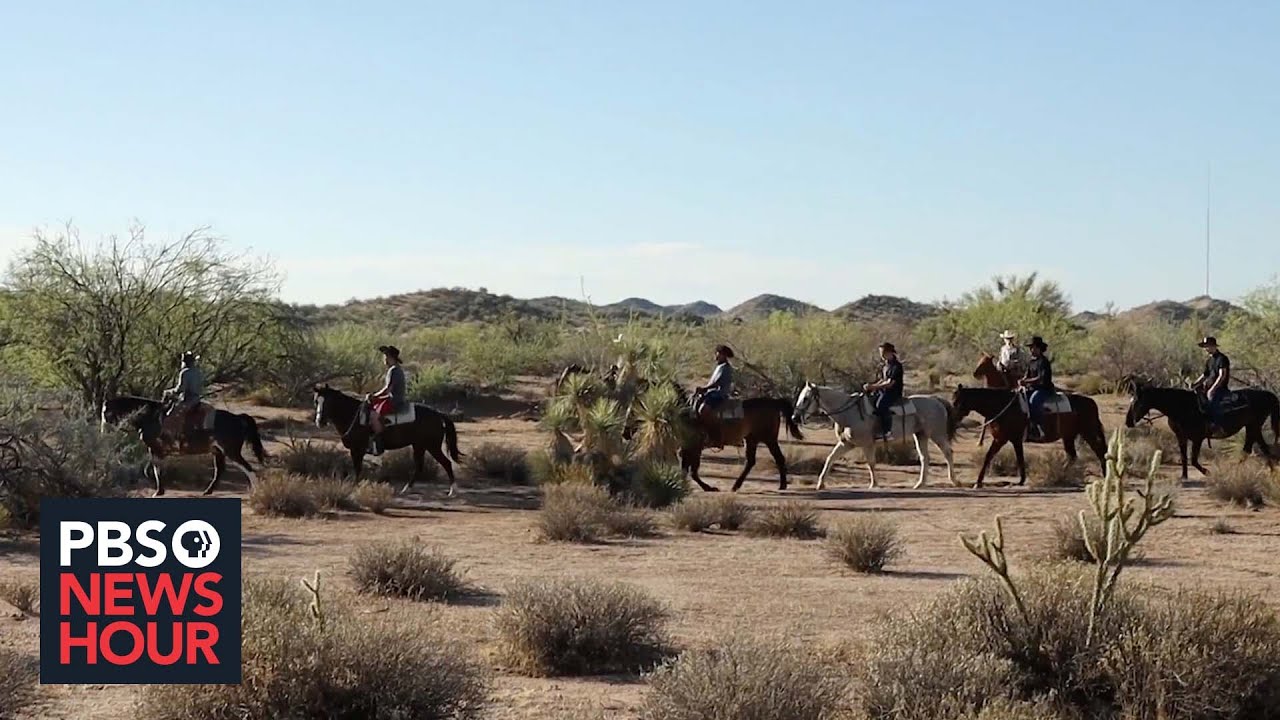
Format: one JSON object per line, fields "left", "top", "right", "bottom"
{"left": 676, "top": 394, "right": 805, "bottom": 493}
{"left": 972, "top": 354, "right": 1016, "bottom": 447}
{"left": 101, "top": 395, "right": 266, "bottom": 496}
{"left": 312, "top": 385, "right": 463, "bottom": 495}
{"left": 950, "top": 386, "right": 1107, "bottom": 487}
{"left": 1123, "top": 382, "right": 1279, "bottom": 478}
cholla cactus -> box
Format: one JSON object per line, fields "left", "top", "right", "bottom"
{"left": 301, "top": 569, "right": 325, "bottom": 632}
{"left": 960, "top": 515, "right": 1027, "bottom": 621}
{"left": 1082, "top": 429, "right": 1175, "bottom": 644}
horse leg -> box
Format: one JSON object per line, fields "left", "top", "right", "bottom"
{"left": 350, "top": 449, "right": 365, "bottom": 479}
{"left": 1176, "top": 434, "right": 1189, "bottom": 479}
{"left": 1191, "top": 438, "right": 1209, "bottom": 476}
{"left": 864, "top": 438, "right": 879, "bottom": 489}
{"left": 975, "top": 438, "right": 1007, "bottom": 489}
{"left": 683, "top": 446, "right": 717, "bottom": 492}
{"left": 731, "top": 439, "right": 759, "bottom": 492}
{"left": 817, "top": 440, "right": 851, "bottom": 491}
{"left": 1243, "top": 426, "right": 1256, "bottom": 456}
{"left": 1013, "top": 440, "right": 1028, "bottom": 486}
{"left": 1085, "top": 427, "right": 1108, "bottom": 474}
{"left": 764, "top": 438, "right": 787, "bottom": 491}
{"left": 203, "top": 449, "right": 227, "bottom": 496}
{"left": 402, "top": 445, "right": 426, "bottom": 494}
{"left": 912, "top": 432, "right": 929, "bottom": 489}
{"left": 425, "top": 444, "right": 459, "bottom": 497}
{"left": 221, "top": 448, "right": 258, "bottom": 492}
{"left": 151, "top": 454, "right": 165, "bottom": 497}
{"left": 1062, "top": 431, "right": 1079, "bottom": 462}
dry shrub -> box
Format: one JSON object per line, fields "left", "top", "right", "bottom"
{"left": 1207, "top": 460, "right": 1277, "bottom": 508}
{"left": 1209, "top": 517, "right": 1237, "bottom": 535}
{"left": 826, "top": 515, "right": 903, "bottom": 573}
{"left": 858, "top": 564, "right": 1280, "bottom": 720}
{"left": 349, "top": 540, "right": 469, "bottom": 602}
{"left": 0, "top": 645, "right": 36, "bottom": 717}
{"left": 137, "top": 576, "right": 489, "bottom": 720}
{"left": 669, "top": 495, "right": 754, "bottom": 532}
{"left": 462, "top": 442, "right": 532, "bottom": 485}
{"left": 1048, "top": 514, "right": 1107, "bottom": 563}
{"left": 351, "top": 480, "right": 395, "bottom": 514}
{"left": 495, "top": 577, "right": 670, "bottom": 677}
{"left": 986, "top": 447, "right": 1021, "bottom": 477}
{"left": 311, "top": 476, "right": 358, "bottom": 511}
{"left": 641, "top": 636, "right": 848, "bottom": 720}
{"left": 1071, "top": 372, "right": 1108, "bottom": 396}
{"left": 1126, "top": 424, "right": 1187, "bottom": 465}
{"left": 372, "top": 449, "right": 439, "bottom": 486}
{"left": 763, "top": 449, "right": 826, "bottom": 475}
{"left": 156, "top": 455, "right": 219, "bottom": 490}
{"left": 537, "top": 483, "right": 657, "bottom": 542}
{"left": 247, "top": 471, "right": 320, "bottom": 518}
{"left": 531, "top": 456, "right": 595, "bottom": 486}
{"left": 1027, "top": 451, "right": 1085, "bottom": 488}
{"left": 278, "top": 437, "right": 351, "bottom": 478}
{"left": 873, "top": 439, "right": 919, "bottom": 466}
{"left": 0, "top": 577, "right": 39, "bottom": 615}
{"left": 748, "top": 501, "right": 825, "bottom": 539}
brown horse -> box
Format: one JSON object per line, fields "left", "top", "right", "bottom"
{"left": 974, "top": 353, "right": 1018, "bottom": 388}
{"left": 677, "top": 396, "right": 805, "bottom": 492}
{"left": 950, "top": 385, "right": 1108, "bottom": 487}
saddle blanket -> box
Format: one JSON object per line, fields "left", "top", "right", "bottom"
{"left": 1017, "top": 393, "right": 1072, "bottom": 417}
{"left": 361, "top": 404, "right": 419, "bottom": 427}
{"left": 860, "top": 396, "right": 916, "bottom": 417}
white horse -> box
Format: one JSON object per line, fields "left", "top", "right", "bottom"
{"left": 792, "top": 383, "right": 957, "bottom": 490}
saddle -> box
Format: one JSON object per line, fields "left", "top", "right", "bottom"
{"left": 696, "top": 398, "right": 744, "bottom": 423}
{"left": 360, "top": 403, "right": 419, "bottom": 428}
{"left": 860, "top": 396, "right": 915, "bottom": 417}
{"left": 1016, "top": 392, "right": 1072, "bottom": 417}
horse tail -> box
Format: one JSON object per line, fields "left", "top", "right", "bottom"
{"left": 242, "top": 414, "right": 267, "bottom": 463}
{"left": 778, "top": 398, "right": 804, "bottom": 441}
{"left": 443, "top": 415, "right": 463, "bottom": 461}
{"left": 1269, "top": 393, "right": 1279, "bottom": 442}
{"left": 940, "top": 398, "right": 959, "bottom": 441}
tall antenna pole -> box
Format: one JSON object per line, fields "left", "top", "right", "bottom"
{"left": 1205, "top": 163, "right": 1212, "bottom": 297}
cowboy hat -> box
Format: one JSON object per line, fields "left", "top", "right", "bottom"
{"left": 714, "top": 344, "right": 735, "bottom": 359}
{"left": 878, "top": 341, "right": 897, "bottom": 353}
{"left": 999, "top": 330, "right": 1017, "bottom": 340}
{"left": 1025, "top": 336, "right": 1047, "bottom": 349}
{"left": 377, "top": 345, "right": 401, "bottom": 358}
{"left": 1197, "top": 336, "right": 1218, "bottom": 348}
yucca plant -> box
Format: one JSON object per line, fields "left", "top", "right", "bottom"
{"left": 633, "top": 382, "right": 687, "bottom": 462}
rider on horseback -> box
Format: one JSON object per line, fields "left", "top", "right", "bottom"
{"left": 863, "top": 342, "right": 904, "bottom": 441}
{"left": 694, "top": 345, "right": 735, "bottom": 447}
{"left": 996, "top": 330, "right": 1024, "bottom": 382}
{"left": 1193, "top": 336, "right": 1231, "bottom": 434}
{"left": 1018, "top": 336, "right": 1054, "bottom": 439}
{"left": 366, "top": 345, "right": 408, "bottom": 456}
{"left": 161, "top": 351, "right": 204, "bottom": 441}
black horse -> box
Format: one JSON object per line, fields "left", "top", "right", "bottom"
{"left": 101, "top": 395, "right": 266, "bottom": 496}
{"left": 312, "top": 385, "right": 463, "bottom": 494}
{"left": 951, "top": 386, "right": 1108, "bottom": 487}
{"left": 1123, "top": 382, "right": 1279, "bottom": 478}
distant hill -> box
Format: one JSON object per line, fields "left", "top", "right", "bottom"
{"left": 1119, "top": 295, "right": 1240, "bottom": 328}
{"left": 833, "top": 295, "right": 940, "bottom": 323}
{"left": 724, "top": 294, "right": 825, "bottom": 321}
{"left": 674, "top": 301, "right": 724, "bottom": 318}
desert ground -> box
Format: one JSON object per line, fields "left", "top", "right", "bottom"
{"left": 3, "top": 380, "right": 1279, "bottom": 719}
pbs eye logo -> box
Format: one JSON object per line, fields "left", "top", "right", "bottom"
{"left": 172, "top": 520, "right": 220, "bottom": 569}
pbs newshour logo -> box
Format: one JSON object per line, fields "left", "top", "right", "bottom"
{"left": 40, "top": 498, "right": 242, "bottom": 684}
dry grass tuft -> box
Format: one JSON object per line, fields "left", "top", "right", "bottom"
{"left": 669, "top": 495, "right": 755, "bottom": 533}
{"left": 873, "top": 439, "right": 920, "bottom": 466}
{"left": 1048, "top": 513, "right": 1107, "bottom": 563}
{"left": 536, "top": 483, "right": 658, "bottom": 542}
{"left": 247, "top": 471, "right": 320, "bottom": 518}
{"left": 277, "top": 437, "right": 351, "bottom": 479}
{"left": 641, "top": 636, "right": 849, "bottom": 720}
{"left": 310, "top": 476, "right": 359, "bottom": 511}
{"left": 349, "top": 540, "right": 469, "bottom": 602}
{"left": 0, "top": 577, "right": 40, "bottom": 615}
{"left": 748, "top": 501, "right": 825, "bottom": 539}
{"left": 495, "top": 577, "right": 670, "bottom": 677}
{"left": 1027, "top": 450, "right": 1085, "bottom": 488}
{"left": 351, "top": 480, "right": 395, "bottom": 514}
{"left": 1207, "top": 460, "right": 1277, "bottom": 508}
{"left": 1208, "top": 517, "right": 1237, "bottom": 535}
{"left": 826, "top": 515, "right": 904, "bottom": 573}
{"left": 0, "top": 646, "right": 37, "bottom": 717}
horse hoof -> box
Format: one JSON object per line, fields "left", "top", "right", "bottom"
{"left": 447, "top": 486, "right": 456, "bottom": 498}
{"left": 152, "top": 490, "right": 165, "bottom": 498}
{"left": 201, "top": 490, "right": 214, "bottom": 496}
{"left": 399, "top": 484, "right": 412, "bottom": 495}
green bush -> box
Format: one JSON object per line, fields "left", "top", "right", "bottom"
{"left": 495, "top": 577, "right": 670, "bottom": 677}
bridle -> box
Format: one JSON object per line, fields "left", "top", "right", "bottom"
{"left": 798, "top": 385, "right": 860, "bottom": 421}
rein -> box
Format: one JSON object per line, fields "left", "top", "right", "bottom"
{"left": 977, "top": 394, "right": 1020, "bottom": 429}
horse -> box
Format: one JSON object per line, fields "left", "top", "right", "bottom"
{"left": 974, "top": 353, "right": 1017, "bottom": 389}
{"left": 950, "top": 385, "right": 1107, "bottom": 487}
{"left": 791, "top": 383, "right": 957, "bottom": 490}
{"left": 673, "top": 390, "right": 805, "bottom": 493}
{"left": 100, "top": 395, "right": 266, "bottom": 497}
{"left": 1123, "top": 382, "right": 1279, "bottom": 478}
{"left": 312, "top": 384, "right": 463, "bottom": 495}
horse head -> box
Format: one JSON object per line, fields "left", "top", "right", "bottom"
{"left": 1123, "top": 382, "right": 1151, "bottom": 429}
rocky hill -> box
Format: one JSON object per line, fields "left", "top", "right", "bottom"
{"left": 832, "top": 295, "right": 940, "bottom": 323}
{"left": 1119, "top": 295, "right": 1240, "bottom": 328}
{"left": 723, "top": 294, "right": 826, "bottom": 321}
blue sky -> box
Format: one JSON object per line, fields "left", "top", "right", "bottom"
{"left": 1, "top": 1, "right": 1276, "bottom": 311}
